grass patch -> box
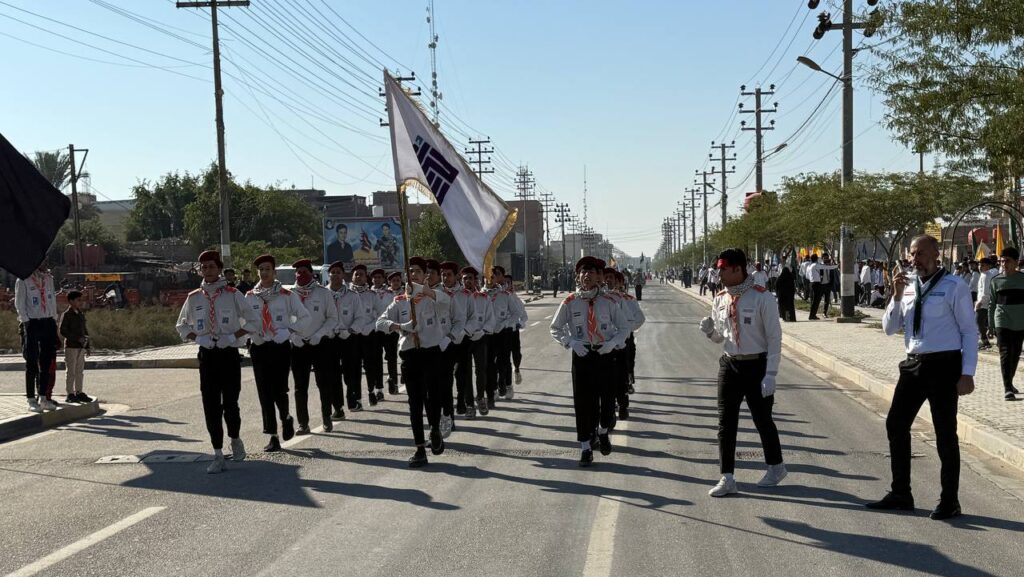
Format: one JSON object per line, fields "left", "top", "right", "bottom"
{"left": 0, "top": 306, "right": 183, "bottom": 351}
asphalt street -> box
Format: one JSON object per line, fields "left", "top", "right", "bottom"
{"left": 1, "top": 284, "right": 1023, "bottom": 577}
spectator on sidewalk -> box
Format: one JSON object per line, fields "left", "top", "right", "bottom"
{"left": 15, "top": 260, "right": 59, "bottom": 412}
{"left": 236, "top": 269, "right": 254, "bottom": 294}
{"left": 870, "top": 234, "right": 976, "bottom": 520}
{"left": 698, "top": 264, "right": 710, "bottom": 296}
{"left": 752, "top": 262, "right": 769, "bottom": 288}
{"left": 975, "top": 256, "right": 997, "bottom": 351}
{"left": 859, "top": 260, "right": 873, "bottom": 305}
{"left": 58, "top": 291, "right": 93, "bottom": 404}
{"left": 988, "top": 247, "right": 1024, "bottom": 401}
{"left": 775, "top": 266, "right": 797, "bottom": 322}
{"left": 869, "top": 285, "right": 885, "bottom": 308}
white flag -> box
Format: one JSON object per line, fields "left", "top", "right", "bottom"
{"left": 384, "top": 70, "right": 517, "bottom": 272}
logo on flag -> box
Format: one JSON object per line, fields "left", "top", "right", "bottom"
{"left": 413, "top": 136, "right": 459, "bottom": 204}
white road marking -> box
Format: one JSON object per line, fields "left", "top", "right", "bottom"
{"left": 530, "top": 321, "right": 541, "bottom": 327}
{"left": 280, "top": 424, "right": 325, "bottom": 449}
{"left": 544, "top": 314, "right": 552, "bottom": 320}
{"left": 582, "top": 420, "right": 629, "bottom": 577}
{"left": 4, "top": 507, "right": 165, "bottom": 577}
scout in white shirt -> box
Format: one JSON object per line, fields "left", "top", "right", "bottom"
{"left": 176, "top": 250, "right": 259, "bottom": 474}
{"left": 549, "top": 256, "right": 630, "bottom": 467}
{"left": 328, "top": 261, "right": 372, "bottom": 419}
{"left": 507, "top": 280, "right": 529, "bottom": 390}
{"left": 485, "top": 266, "right": 515, "bottom": 403}
{"left": 699, "top": 248, "right": 786, "bottom": 497}
{"left": 462, "top": 267, "right": 492, "bottom": 416}
{"left": 435, "top": 261, "right": 470, "bottom": 437}
{"left": 245, "top": 254, "right": 310, "bottom": 452}
{"left": 376, "top": 256, "right": 445, "bottom": 468}
{"left": 615, "top": 270, "right": 645, "bottom": 401}
{"left": 373, "top": 268, "right": 400, "bottom": 397}
{"left": 15, "top": 262, "right": 59, "bottom": 412}
{"left": 288, "top": 258, "right": 340, "bottom": 435}
{"left": 350, "top": 264, "right": 384, "bottom": 407}
{"left": 869, "top": 235, "right": 976, "bottom": 520}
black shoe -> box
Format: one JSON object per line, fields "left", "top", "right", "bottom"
{"left": 626, "top": 384, "right": 635, "bottom": 395}
{"left": 487, "top": 397, "right": 495, "bottom": 410}
{"left": 349, "top": 401, "right": 364, "bottom": 412}
{"left": 1006, "top": 391, "right": 1017, "bottom": 401}
{"left": 599, "top": 434, "right": 612, "bottom": 456}
{"left": 264, "top": 436, "right": 281, "bottom": 452}
{"left": 282, "top": 416, "right": 295, "bottom": 441}
{"left": 808, "top": 316, "right": 820, "bottom": 320}
{"left": 478, "top": 397, "right": 490, "bottom": 416}
{"left": 375, "top": 390, "right": 385, "bottom": 402}
{"left": 619, "top": 406, "right": 629, "bottom": 421}
{"left": 331, "top": 409, "right": 346, "bottom": 422}
{"left": 1011, "top": 385, "right": 1021, "bottom": 395}
{"left": 368, "top": 393, "right": 378, "bottom": 407}
{"left": 77, "top": 392, "right": 94, "bottom": 403}
{"left": 929, "top": 501, "right": 961, "bottom": 520}
{"left": 865, "top": 492, "right": 915, "bottom": 511}
{"left": 455, "top": 404, "right": 466, "bottom": 415}
{"left": 295, "top": 424, "right": 311, "bottom": 436}
{"left": 498, "top": 387, "right": 506, "bottom": 399}
{"left": 388, "top": 383, "right": 399, "bottom": 395}
{"left": 323, "top": 421, "right": 333, "bottom": 433}
{"left": 430, "top": 428, "right": 445, "bottom": 455}
{"left": 408, "top": 447, "right": 428, "bottom": 468}
{"left": 578, "top": 449, "right": 594, "bottom": 467}
{"left": 590, "top": 429, "right": 599, "bottom": 450}
{"left": 65, "top": 394, "right": 79, "bottom": 404}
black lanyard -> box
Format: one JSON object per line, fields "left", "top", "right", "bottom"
{"left": 913, "top": 268, "right": 945, "bottom": 336}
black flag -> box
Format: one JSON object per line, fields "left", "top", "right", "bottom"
{"left": 0, "top": 132, "right": 70, "bottom": 279}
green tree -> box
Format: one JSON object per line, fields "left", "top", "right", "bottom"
{"left": 28, "top": 150, "right": 71, "bottom": 190}
{"left": 125, "top": 171, "right": 200, "bottom": 241}
{"left": 409, "top": 205, "right": 465, "bottom": 263}
{"left": 47, "top": 218, "right": 121, "bottom": 264}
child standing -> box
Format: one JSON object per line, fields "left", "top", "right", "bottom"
{"left": 58, "top": 291, "right": 93, "bottom": 403}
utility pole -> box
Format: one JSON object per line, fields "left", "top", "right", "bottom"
{"left": 515, "top": 166, "right": 536, "bottom": 290}
{"left": 540, "top": 190, "right": 554, "bottom": 276}
{"left": 709, "top": 141, "right": 737, "bottom": 226}
{"left": 67, "top": 144, "right": 89, "bottom": 271}
{"left": 685, "top": 189, "right": 699, "bottom": 268}
{"left": 177, "top": 0, "right": 250, "bottom": 267}
{"left": 676, "top": 201, "right": 689, "bottom": 246}
{"left": 554, "top": 203, "right": 571, "bottom": 274}
{"left": 425, "top": 0, "right": 441, "bottom": 127}
{"left": 739, "top": 85, "right": 778, "bottom": 195}
{"left": 674, "top": 208, "right": 686, "bottom": 252}
{"left": 378, "top": 73, "right": 420, "bottom": 127}
{"left": 696, "top": 171, "right": 715, "bottom": 266}
{"left": 464, "top": 137, "right": 494, "bottom": 181}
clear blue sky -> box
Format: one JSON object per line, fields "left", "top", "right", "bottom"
{"left": 0, "top": 0, "right": 921, "bottom": 257}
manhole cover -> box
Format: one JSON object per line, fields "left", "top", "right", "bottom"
{"left": 95, "top": 455, "right": 141, "bottom": 464}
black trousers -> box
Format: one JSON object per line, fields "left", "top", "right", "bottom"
{"left": 625, "top": 333, "right": 637, "bottom": 379}
{"left": 290, "top": 343, "right": 334, "bottom": 428}
{"left": 453, "top": 338, "right": 473, "bottom": 409}
{"left": 511, "top": 329, "right": 522, "bottom": 370}
{"left": 356, "top": 333, "right": 384, "bottom": 396}
{"left": 22, "top": 318, "right": 57, "bottom": 398}
{"left": 977, "top": 308, "right": 990, "bottom": 346}
{"left": 198, "top": 347, "right": 242, "bottom": 450}
{"left": 383, "top": 332, "right": 399, "bottom": 385}
{"left": 778, "top": 294, "right": 796, "bottom": 322}
{"left": 809, "top": 282, "right": 825, "bottom": 318}
{"left": 323, "top": 336, "right": 361, "bottom": 411}
{"left": 439, "top": 341, "right": 460, "bottom": 417}
{"left": 886, "top": 352, "right": 961, "bottom": 503}
{"left": 717, "top": 355, "right": 783, "bottom": 474}
{"left": 467, "top": 337, "right": 489, "bottom": 401}
{"left": 635, "top": 284, "right": 643, "bottom": 301}
{"left": 571, "top": 349, "right": 615, "bottom": 442}
{"left": 996, "top": 328, "right": 1024, "bottom": 392}
{"left": 249, "top": 341, "right": 291, "bottom": 435}
{"left": 401, "top": 346, "right": 442, "bottom": 446}
{"left": 612, "top": 349, "right": 629, "bottom": 411}
{"left": 487, "top": 330, "right": 512, "bottom": 394}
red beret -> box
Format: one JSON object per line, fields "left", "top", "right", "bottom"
{"left": 424, "top": 259, "right": 441, "bottom": 272}
{"left": 575, "top": 256, "right": 602, "bottom": 273}
{"left": 252, "top": 254, "right": 275, "bottom": 268}
{"left": 440, "top": 261, "right": 460, "bottom": 273}
{"left": 387, "top": 271, "right": 402, "bottom": 281}
{"left": 198, "top": 250, "right": 223, "bottom": 268}
{"left": 370, "top": 268, "right": 386, "bottom": 278}
{"left": 292, "top": 259, "right": 313, "bottom": 271}
{"left": 603, "top": 267, "right": 617, "bottom": 275}
{"left": 328, "top": 261, "right": 346, "bottom": 273}
{"left": 351, "top": 264, "right": 367, "bottom": 273}
{"left": 409, "top": 256, "right": 427, "bottom": 270}
{"left": 491, "top": 265, "right": 506, "bottom": 276}
{"left": 460, "top": 266, "right": 479, "bottom": 277}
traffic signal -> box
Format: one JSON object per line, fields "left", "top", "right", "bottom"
{"left": 813, "top": 11, "right": 833, "bottom": 39}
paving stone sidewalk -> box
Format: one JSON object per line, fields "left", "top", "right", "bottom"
{"left": 0, "top": 343, "right": 199, "bottom": 371}
{"left": 670, "top": 281, "right": 1024, "bottom": 470}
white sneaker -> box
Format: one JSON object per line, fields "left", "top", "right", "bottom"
{"left": 28, "top": 397, "right": 42, "bottom": 413}
{"left": 505, "top": 383, "right": 515, "bottom": 400}
{"left": 465, "top": 402, "right": 476, "bottom": 419}
{"left": 40, "top": 399, "right": 57, "bottom": 411}
{"left": 440, "top": 414, "right": 453, "bottom": 439}
{"left": 206, "top": 455, "right": 226, "bottom": 474}
{"left": 230, "top": 437, "right": 246, "bottom": 462}
{"left": 514, "top": 370, "right": 522, "bottom": 385}
{"left": 757, "top": 463, "right": 788, "bottom": 487}
{"left": 708, "top": 476, "right": 738, "bottom": 497}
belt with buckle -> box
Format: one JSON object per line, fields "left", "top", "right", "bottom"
{"left": 906, "top": 350, "right": 960, "bottom": 362}
{"left": 727, "top": 352, "right": 767, "bottom": 361}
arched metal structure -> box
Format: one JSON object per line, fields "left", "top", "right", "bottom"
{"left": 945, "top": 200, "right": 1024, "bottom": 269}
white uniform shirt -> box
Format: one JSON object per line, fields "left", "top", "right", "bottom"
{"left": 708, "top": 269, "right": 720, "bottom": 285}
{"left": 705, "top": 286, "right": 783, "bottom": 376}
{"left": 375, "top": 283, "right": 444, "bottom": 350}
{"left": 882, "top": 269, "right": 978, "bottom": 376}
{"left": 800, "top": 261, "right": 813, "bottom": 282}
{"left": 290, "top": 282, "right": 338, "bottom": 346}
{"left": 465, "top": 291, "right": 494, "bottom": 340}
{"left": 969, "top": 271, "right": 981, "bottom": 293}
{"left": 752, "top": 270, "right": 769, "bottom": 287}
{"left": 244, "top": 285, "right": 310, "bottom": 346}
{"left": 976, "top": 268, "right": 998, "bottom": 308}
{"left": 859, "top": 264, "right": 872, "bottom": 285}
{"left": 14, "top": 272, "right": 58, "bottom": 323}
{"left": 620, "top": 292, "right": 646, "bottom": 332}
{"left": 549, "top": 291, "right": 630, "bottom": 349}
{"left": 509, "top": 291, "right": 529, "bottom": 328}
{"left": 332, "top": 284, "right": 369, "bottom": 340}
{"left": 350, "top": 285, "right": 379, "bottom": 336}
{"left": 176, "top": 280, "right": 258, "bottom": 348}
{"left": 441, "top": 284, "right": 470, "bottom": 344}
{"left": 485, "top": 286, "right": 514, "bottom": 331}
{"left": 373, "top": 286, "right": 395, "bottom": 333}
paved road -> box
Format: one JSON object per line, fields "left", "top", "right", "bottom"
{"left": 1, "top": 285, "right": 1022, "bottom": 577}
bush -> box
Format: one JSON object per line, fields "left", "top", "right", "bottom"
{"left": 0, "top": 306, "right": 182, "bottom": 351}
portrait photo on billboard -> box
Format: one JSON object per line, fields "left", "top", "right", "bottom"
{"left": 323, "top": 217, "right": 404, "bottom": 271}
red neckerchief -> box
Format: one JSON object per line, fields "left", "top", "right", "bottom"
{"left": 201, "top": 286, "right": 224, "bottom": 334}
{"left": 587, "top": 298, "right": 605, "bottom": 345}
{"left": 31, "top": 273, "right": 48, "bottom": 314}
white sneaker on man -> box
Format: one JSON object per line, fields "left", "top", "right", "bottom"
{"left": 708, "top": 475, "right": 738, "bottom": 497}
{"left": 206, "top": 455, "right": 226, "bottom": 474}
{"left": 39, "top": 398, "right": 57, "bottom": 411}
{"left": 514, "top": 370, "right": 522, "bottom": 385}
{"left": 757, "top": 463, "right": 787, "bottom": 487}
{"left": 230, "top": 438, "right": 246, "bottom": 462}
{"left": 28, "top": 397, "right": 42, "bottom": 413}
{"left": 505, "top": 384, "right": 515, "bottom": 400}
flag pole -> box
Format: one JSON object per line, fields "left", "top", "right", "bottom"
{"left": 385, "top": 71, "right": 420, "bottom": 348}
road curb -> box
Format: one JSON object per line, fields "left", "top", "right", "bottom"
{"left": 0, "top": 401, "right": 102, "bottom": 443}
{"left": 0, "top": 358, "right": 204, "bottom": 372}
{"left": 668, "top": 281, "right": 1024, "bottom": 474}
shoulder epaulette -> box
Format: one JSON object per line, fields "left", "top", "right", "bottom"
{"left": 753, "top": 285, "right": 767, "bottom": 293}
{"left": 225, "top": 286, "right": 238, "bottom": 293}
{"left": 563, "top": 293, "right": 576, "bottom": 305}
{"left": 396, "top": 294, "right": 408, "bottom": 301}
{"left": 716, "top": 289, "right": 727, "bottom": 296}
{"left": 188, "top": 288, "right": 202, "bottom": 296}
{"left": 280, "top": 288, "right": 291, "bottom": 295}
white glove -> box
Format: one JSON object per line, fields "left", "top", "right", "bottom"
{"left": 453, "top": 332, "right": 465, "bottom": 345}
{"left": 597, "top": 342, "right": 616, "bottom": 355}
{"left": 290, "top": 334, "right": 305, "bottom": 347}
{"left": 761, "top": 374, "right": 777, "bottom": 397}
{"left": 272, "top": 328, "right": 290, "bottom": 344}
{"left": 570, "top": 340, "right": 588, "bottom": 357}
{"left": 309, "top": 334, "right": 323, "bottom": 346}
{"left": 218, "top": 333, "right": 237, "bottom": 348}
{"left": 196, "top": 335, "right": 215, "bottom": 349}
{"left": 399, "top": 320, "right": 418, "bottom": 333}
{"left": 439, "top": 336, "right": 451, "bottom": 352}
{"left": 699, "top": 316, "right": 715, "bottom": 337}
{"left": 472, "top": 330, "right": 484, "bottom": 341}
{"left": 337, "top": 329, "right": 351, "bottom": 340}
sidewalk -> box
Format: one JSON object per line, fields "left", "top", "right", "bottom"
{"left": 0, "top": 394, "right": 101, "bottom": 442}
{"left": 0, "top": 344, "right": 200, "bottom": 372}
{"left": 670, "top": 281, "right": 1024, "bottom": 472}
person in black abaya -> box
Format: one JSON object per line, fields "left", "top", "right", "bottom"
{"left": 775, "top": 266, "right": 797, "bottom": 322}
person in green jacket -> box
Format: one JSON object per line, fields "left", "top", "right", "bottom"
{"left": 988, "top": 247, "right": 1024, "bottom": 401}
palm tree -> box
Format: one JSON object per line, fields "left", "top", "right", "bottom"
{"left": 28, "top": 150, "right": 72, "bottom": 190}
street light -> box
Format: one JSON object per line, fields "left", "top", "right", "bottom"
{"left": 796, "top": 56, "right": 844, "bottom": 82}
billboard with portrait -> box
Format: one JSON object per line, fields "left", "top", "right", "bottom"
{"left": 323, "top": 217, "right": 405, "bottom": 272}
